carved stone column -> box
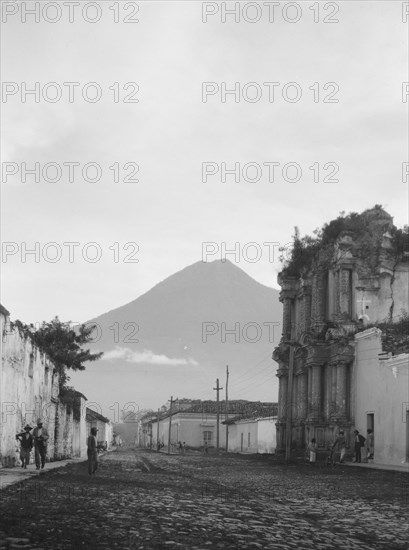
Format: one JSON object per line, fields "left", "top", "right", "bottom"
{"left": 292, "top": 375, "right": 298, "bottom": 420}
{"left": 282, "top": 298, "right": 292, "bottom": 340}
{"left": 308, "top": 363, "right": 322, "bottom": 420}
{"left": 304, "top": 292, "right": 312, "bottom": 331}
{"left": 277, "top": 370, "right": 288, "bottom": 421}
{"left": 298, "top": 370, "right": 308, "bottom": 420}
{"left": 311, "top": 273, "right": 326, "bottom": 334}
{"left": 335, "top": 361, "right": 349, "bottom": 419}
{"left": 324, "top": 363, "right": 333, "bottom": 420}
{"left": 339, "top": 269, "right": 352, "bottom": 317}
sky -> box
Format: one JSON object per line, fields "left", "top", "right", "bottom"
{"left": 1, "top": 1, "right": 408, "bottom": 411}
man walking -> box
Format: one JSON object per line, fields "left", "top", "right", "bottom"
{"left": 16, "top": 425, "right": 33, "bottom": 468}
{"left": 87, "top": 427, "right": 98, "bottom": 476}
{"left": 32, "top": 419, "right": 49, "bottom": 470}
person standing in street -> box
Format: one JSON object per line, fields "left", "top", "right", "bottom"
{"left": 307, "top": 438, "right": 317, "bottom": 465}
{"left": 366, "top": 429, "right": 374, "bottom": 461}
{"left": 353, "top": 430, "right": 365, "bottom": 463}
{"left": 331, "top": 430, "right": 347, "bottom": 464}
{"left": 32, "top": 419, "right": 49, "bottom": 470}
{"left": 16, "top": 425, "right": 33, "bottom": 468}
{"left": 87, "top": 427, "right": 98, "bottom": 475}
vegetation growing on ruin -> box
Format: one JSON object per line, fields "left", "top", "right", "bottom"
{"left": 355, "top": 310, "right": 409, "bottom": 356}
{"left": 280, "top": 205, "right": 409, "bottom": 278}
{"left": 11, "top": 317, "right": 103, "bottom": 394}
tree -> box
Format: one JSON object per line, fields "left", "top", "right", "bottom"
{"left": 15, "top": 317, "right": 103, "bottom": 393}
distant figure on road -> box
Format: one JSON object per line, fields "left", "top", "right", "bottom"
{"left": 204, "top": 441, "right": 208, "bottom": 454}
{"left": 87, "top": 427, "right": 98, "bottom": 475}
{"left": 178, "top": 441, "right": 183, "bottom": 454}
{"left": 308, "top": 438, "right": 317, "bottom": 464}
{"left": 182, "top": 442, "right": 186, "bottom": 455}
{"left": 32, "top": 419, "right": 49, "bottom": 470}
{"left": 16, "top": 425, "right": 33, "bottom": 469}
{"left": 366, "top": 429, "right": 374, "bottom": 461}
{"left": 353, "top": 430, "right": 365, "bottom": 463}
{"left": 332, "top": 430, "right": 346, "bottom": 464}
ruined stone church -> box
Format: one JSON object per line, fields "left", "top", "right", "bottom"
{"left": 273, "top": 206, "right": 409, "bottom": 452}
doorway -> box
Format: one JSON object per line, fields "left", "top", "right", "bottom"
{"left": 367, "top": 413, "right": 374, "bottom": 432}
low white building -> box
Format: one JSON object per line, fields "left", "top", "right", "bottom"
{"left": 86, "top": 408, "right": 114, "bottom": 449}
{"left": 353, "top": 328, "right": 409, "bottom": 467}
{"left": 225, "top": 414, "right": 277, "bottom": 454}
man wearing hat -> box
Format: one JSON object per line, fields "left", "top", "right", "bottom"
{"left": 87, "top": 427, "right": 98, "bottom": 475}
{"left": 32, "top": 419, "right": 49, "bottom": 470}
{"left": 16, "top": 425, "right": 33, "bottom": 468}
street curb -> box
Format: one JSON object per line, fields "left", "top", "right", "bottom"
{"left": 344, "top": 462, "right": 409, "bottom": 473}
{"left": 0, "top": 458, "right": 86, "bottom": 490}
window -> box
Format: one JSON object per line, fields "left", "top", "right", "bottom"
{"left": 203, "top": 431, "right": 212, "bottom": 444}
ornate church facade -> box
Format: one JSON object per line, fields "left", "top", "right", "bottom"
{"left": 273, "top": 207, "right": 409, "bottom": 451}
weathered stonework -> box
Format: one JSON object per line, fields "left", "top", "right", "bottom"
{"left": 274, "top": 207, "right": 409, "bottom": 451}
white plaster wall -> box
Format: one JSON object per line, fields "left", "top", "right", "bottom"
{"left": 158, "top": 414, "right": 227, "bottom": 448}
{"left": 354, "top": 329, "right": 409, "bottom": 466}
{"left": 1, "top": 311, "right": 88, "bottom": 465}
{"left": 359, "top": 264, "right": 409, "bottom": 324}
{"left": 229, "top": 420, "right": 258, "bottom": 453}
{"left": 257, "top": 417, "right": 277, "bottom": 454}
{"left": 1, "top": 313, "right": 57, "bottom": 465}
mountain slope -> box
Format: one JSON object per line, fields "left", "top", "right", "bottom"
{"left": 70, "top": 260, "right": 282, "bottom": 413}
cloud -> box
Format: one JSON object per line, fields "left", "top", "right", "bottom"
{"left": 102, "top": 346, "right": 198, "bottom": 367}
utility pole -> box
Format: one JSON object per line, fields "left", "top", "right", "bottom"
{"left": 167, "top": 396, "right": 173, "bottom": 455}
{"left": 285, "top": 304, "right": 295, "bottom": 462}
{"left": 156, "top": 408, "right": 160, "bottom": 451}
{"left": 225, "top": 366, "right": 229, "bottom": 452}
{"left": 213, "top": 379, "right": 223, "bottom": 452}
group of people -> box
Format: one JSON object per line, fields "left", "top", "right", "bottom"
{"left": 16, "top": 419, "right": 99, "bottom": 476}
{"left": 307, "top": 428, "right": 374, "bottom": 464}
{"left": 15, "top": 419, "right": 49, "bottom": 470}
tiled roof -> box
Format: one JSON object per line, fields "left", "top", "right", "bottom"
{"left": 86, "top": 407, "right": 110, "bottom": 424}
{"left": 145, "top": 400, "right": 278, "bottom": 422}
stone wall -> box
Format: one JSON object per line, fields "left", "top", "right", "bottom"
{"left": 0, "top": 307, "right": 87, "bottom": 466}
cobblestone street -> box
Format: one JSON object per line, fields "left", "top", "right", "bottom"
{"left": 0, "top": 449, "right": 408, "bottom": 550}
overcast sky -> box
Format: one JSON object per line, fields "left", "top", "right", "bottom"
{"left": 2, "top": 0, "right": 408, "bottom": 327}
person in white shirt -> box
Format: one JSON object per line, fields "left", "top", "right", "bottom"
{"left": 32, "top": 419, "right": 49, "bottom": 470}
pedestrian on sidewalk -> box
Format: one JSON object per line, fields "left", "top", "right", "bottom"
{"left": 16, "top": 425, "right": 33, "bottom": 469}
{"left": 331, "top": 430, "right": 347, "bottom": 464}
{"left": 87, "top": 427, "right": 98, "bottom": 475}
{"left": 307, "top": 438, "right": 317, "bottom": 465}
{"left": 366, "top": 429, "right": 374, "bottom": 461}
{"left": 182, "top": 442, "right": 186, "bottom": 455}
{"left": 178, "top": 441, "right": 183, "bottom": 454}
{"left": 353, "top": 430, "right": 365, "bottom": 463}
{"left": 32, "top": 419, "right": 49, "bottom": 470}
